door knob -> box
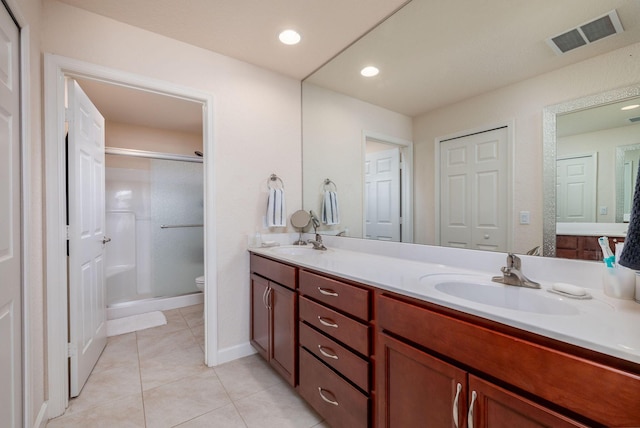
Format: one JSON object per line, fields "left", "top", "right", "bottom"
{"left": 102, "top": 237, "right": 112, "bottom": 244}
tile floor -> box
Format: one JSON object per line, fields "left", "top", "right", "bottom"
{"left": 47, "top": 304, "right": 328, "bottom": 428}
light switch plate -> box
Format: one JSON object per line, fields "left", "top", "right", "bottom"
{"left": 519, "top": 211, "right": 530, "bottom": 225}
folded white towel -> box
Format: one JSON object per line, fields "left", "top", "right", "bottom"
{"left": 267, "top": 188, "right": 286, "bottom": 227}
{"left": 321, "top": 190, "right": 340, "bottom": 225}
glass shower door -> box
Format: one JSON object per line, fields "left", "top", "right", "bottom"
{"left": 150, "top": 159, "right": 204, "bottom": 297}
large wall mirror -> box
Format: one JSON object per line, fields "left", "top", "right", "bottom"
{"left": 542, "top": 88, "right": 640, "bottom": 256}
{"left": 302, "top": 0, "right": 640, "bottom": 257}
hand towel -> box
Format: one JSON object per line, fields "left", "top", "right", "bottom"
{"left": 321, "top": 190, "right": 340, "bottom": 225}
{"left": 266, "top": 188, "right": 286, "bottom": 227}
{"left": 619, "top": 161, "right": 640, "bottom": 269}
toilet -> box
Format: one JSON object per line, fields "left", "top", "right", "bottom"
{"left": 195, "top": 275, "right": 205, "bottom": 292}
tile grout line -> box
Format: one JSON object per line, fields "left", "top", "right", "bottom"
{"left": 135, "top": 329, "right": 149, "bottom": 428}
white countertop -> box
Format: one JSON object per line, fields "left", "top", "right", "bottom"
{"left": 249, "top": 244, "right": 640, "bottom": 365}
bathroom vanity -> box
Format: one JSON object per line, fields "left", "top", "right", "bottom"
{"left": 249, "top": 246, "right": 640, "bottom": 428}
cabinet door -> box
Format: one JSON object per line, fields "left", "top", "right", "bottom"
{"left": 270, "top": 281, "right": 297, "bottom": 386}
{"left": 250, "top": 274, "right": 270, "bottom": 360}
{"left": 377, "top": 333, "right": 467, "bottom": 428}
{"left": 468, "top": 375, "right": 588, "bottom": 428}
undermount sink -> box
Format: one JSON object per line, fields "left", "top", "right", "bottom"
{"left": 269, "top": 245, "right": 315, "bottom": 256}
{"left": 421, "top": 274, "right": 579, "bottom": 315}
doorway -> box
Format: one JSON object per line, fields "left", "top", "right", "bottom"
{"left": 44, "top": 54, "right": 217, "bottom": 417}
{"left": 363, "top": 132, "right": 413, "bottom": 243}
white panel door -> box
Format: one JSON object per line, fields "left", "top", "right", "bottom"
{"left": 67, "top": 79, "right": 107, "bottom": 397}
{"left": 556, "top": 155, "right": 596, "bottom": 223}
{"left": 0, "top": 5, "right": 22, "bottom": 427}
{"left": 440, "top": 128, "right": 508, "bottom": 251}
{"left": 365, "top": 148, "right": 401, "bottom": 241}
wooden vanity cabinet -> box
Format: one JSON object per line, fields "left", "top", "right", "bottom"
{"left": 376, "top": 292, "right": 640, "bottom": 427}
{"left": 297, "top": 269, "right": 372, "bottom": 428}
{"left": 250, "top": 254, "right": 297, "bottom": 386}
{"left": 378, "top": 333, "right": 587, "bottom": 428}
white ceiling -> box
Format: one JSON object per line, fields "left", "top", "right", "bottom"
{"left": 59, "top": 0, "right": 408, "bottom": 134}
{"left": 54, "top": 0, "right": 409, "bottom": 80}
{"left": 306, "top": 0, "right": 640, "bottom": 117}
{"left": 61, "top": 0, "right": 640, "bottom": 135}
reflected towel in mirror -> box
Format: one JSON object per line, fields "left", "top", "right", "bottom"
{"left": 322, "top": 190, "right": 340, "bottom": 225}
{"left": 619, "top": 161, "right": 640, "bottom": 270}
{"left": 267, "top": 188, "right": 286, "bottom": 227}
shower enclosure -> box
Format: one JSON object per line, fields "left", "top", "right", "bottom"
{"left": 104, "top": 148, "right": 204, "bottom": 306}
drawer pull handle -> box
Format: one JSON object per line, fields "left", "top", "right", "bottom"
{"left": 468, "top": 390, "right": 477, "bottom": 428}
{"left": 318, "top": 287, "right": 339, "bottom": 297}
{"left": 317, "top": 316, "right": 338, "bottom": 328}
{"left": 318, "top": 387, "right": 339, "bottom": 406}
{"left": 318, "top": 345, "right": 339, "bottom": 360}
{"left": 453, "top": 382, "right": 462, "bottom": 428}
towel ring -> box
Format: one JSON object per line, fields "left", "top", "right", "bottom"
{"left": 323, "top": 179, "right": 337, "bottom": 192}
{"left": 267, "top": 173, "right": 284, "bottom": 190}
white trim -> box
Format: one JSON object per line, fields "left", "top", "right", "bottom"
{"left": 434, "top": 120, "right": 515, "bottom": 251}
{"left": 217, "top": 342, "right": 257, "bottom": 365}
{"left": 32, "top": 402, "right": 48, "bottom": 428}
{"left": 361, "top": 130, "right": 414, "bottom": 243}
{"left": 44, "top": 54, "right": 218, "bottom": 417}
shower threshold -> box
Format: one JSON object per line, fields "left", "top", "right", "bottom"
{"left": 107, "top": 292, "right": 204, "bottom": 320}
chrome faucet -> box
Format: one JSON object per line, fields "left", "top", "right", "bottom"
{"left": 307, "top": 210, "right": 327, "bottom": 250}
{"left": 492, "top": 253, "right": 540, "bottom": 289}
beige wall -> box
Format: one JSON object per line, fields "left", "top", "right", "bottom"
{"left": 105, "top": 121, "right": 203, "bottom": 170}
{"left": 413, "top": 41, "right": 640, "bottom": 253}
{"left": 41, "top": 0, "right": 301, "bottom": 384}
{"left": 302, "top": 82, "right": 413, "bottom": 237}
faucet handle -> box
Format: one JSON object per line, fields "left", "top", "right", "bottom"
{"left": 507, "top": 253, "right": 521, "bottom": 270}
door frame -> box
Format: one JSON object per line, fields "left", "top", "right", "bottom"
{"left": 44, "top": 54, "right": 218, "bottom": 417}
{"left": 362, "top": 130, "right": 414, "bottom": 243}
{"left": 2, "top": 0, "right": 35, "bottom": 425}
{"left": 434, "top": 121, "right": 514, "bottom": 250}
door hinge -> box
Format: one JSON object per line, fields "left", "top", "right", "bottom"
{"left": 65, "top": 225, "right": 70, "bottom": 240}
{"left": 67, "top": 342, "right": 77, "bottom": 358}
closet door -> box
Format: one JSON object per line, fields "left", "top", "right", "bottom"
{"left": 0, "top": 4, "right": 22, "bottom": 427}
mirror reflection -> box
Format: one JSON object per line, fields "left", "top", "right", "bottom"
{"left": 302, "top": 0, "right": 640, "bottom": 257}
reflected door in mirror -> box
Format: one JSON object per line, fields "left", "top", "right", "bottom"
{"left": 440, "top": 127, "right": 508, "bottom": 251}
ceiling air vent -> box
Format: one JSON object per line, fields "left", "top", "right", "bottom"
{"left": 629, "top": 116, "right": 640, "bottom": 123}
{"left": 547, "top": 10, "right": 624, "bottom": 55}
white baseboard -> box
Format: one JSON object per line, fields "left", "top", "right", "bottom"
{"left": 215, "top": 342, "right": 256, "bottom": 366}
{"left": 33, "top": 402, "right": 48, "bottom": 428}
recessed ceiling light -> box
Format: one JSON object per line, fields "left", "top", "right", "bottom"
{"left": 279, "top": 30, "right": 301, "bottom": 45}
{"left": 360, "top": 66, "right": 379, "bottom": 77}
{"left": 621, "top": 104, "right": 640, "bottom": 111}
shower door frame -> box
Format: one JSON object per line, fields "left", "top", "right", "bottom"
{"left": 43, "top": 54, "right": 217, "bottom": 417}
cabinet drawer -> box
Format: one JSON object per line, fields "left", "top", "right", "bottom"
{"left": 299, "top": 349, "right": 368, "bottom": 428}
{"left": 250, "top": 254, "right": 296, "bottom": 289}
{"left": 299, "top": 270, "right": 369, "bottom": 320}
{"left": 300, "top": 296, "right": 369, "bottom": 356}
{"left": 299, "top": 322, "right": 369, "bottom": 391}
